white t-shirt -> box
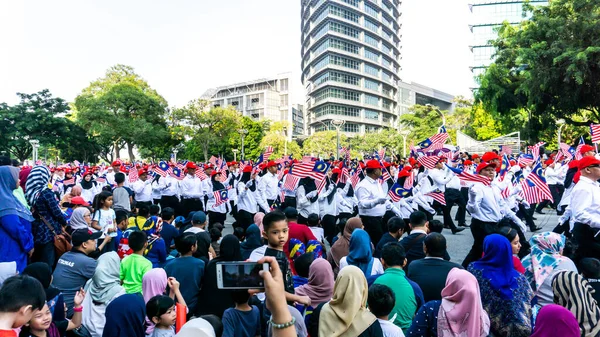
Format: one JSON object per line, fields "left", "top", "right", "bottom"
{"left": 378, "top": 318, "right": 405, "bottom": 337}
{"left": 339, "top": 256, "right": 384, "bottom": 276}
{"left": 309, "top": 227, "right": 325, "bottom": 243}
{"left": 92, "top": 209, "right": 116, "bottom": 239}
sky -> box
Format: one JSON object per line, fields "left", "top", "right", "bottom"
{"left": 0, "top": 0, "right": 473, "bottom": 108}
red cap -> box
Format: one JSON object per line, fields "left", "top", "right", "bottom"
{"left": 464, "top": 160, "right": 473, "bottom": 166}
{"left": 332, "top": 168, "right": 341, "bottom": 175}
{"left": 229, "top": 161, "right": 237, "bottom": 166}
{"left": 138, "top": 169, "right": 148, "bottom": 176}
{"left": 481, "top": 152, "right": 500, "bottom": 162}
{"left": 186, "top": 162, "right": 197, "bottom": 170}
{"left": 83, "top": 170, "right": 93, "bottom": 177}
{"left": 476, "top": 162, "right": 497, "bottom": 174}
{"left": 509, "top": 160, "right": 517, "bottom": 166}
{"left": 568, "top": 160, "right": 580, "bottom": 169}
{"left": 70, "top": 196, "right": 88, "bottom": 206}
{"left": 580, "top": 144, "right": 595, "bottom": 155}
{"left": 265, "top": 161, "right": 277, "bottom": 168}
{"left": 243, "top": 166, "right": 253, "bottom": 173}
{"left": 403, "top": 165, "right": 412, "bottom": 171}
{"left": 204, "top": 164, "right": 214, "bottom": 170}
{"left": 471, "top": 154, "right": 480, "bottom": 159}
{"left": 365, "top": 160, "right": 383, "bottom": 169}
{"left": 408, "top": 158, "right": 417, "bottom": 166}
{"left": 383, "top": 162, "right": 391, "bottom": 168}
{"left": 359, "top": 162, "right": 366, "bottom": 169}
{"left": 111, "top": 161, "right": 121, "bottom": 167}
{"left": 398, "top": 170, "right": 411, "bottom": 178}
{"left": 544, "top": 159, "right": 554, "bottom": 166}
{"left": 578, "top": 156, "right": 600, "bottom": 170}
{"left": 210, "top": 170, "right": 220, "bottom": 177}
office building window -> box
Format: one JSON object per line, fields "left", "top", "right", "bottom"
{"left": 280, "top": 94, "right": 288, "bottom": 106}
{"left": 364, "top": 78, "right": 379, "bottom": 91}
{"left": 382, "top": 99, "right": 391, "bottom": 109}
{"left": 382, "top": 71, "right": 391, "bottom": 83}
{"left": 364, "top": 33, "right": 379, "bottom": 48}
{"left": 364, "top": 48, "right": 379, "bottom": 62}
{"left": 313, "top": 39, "right": 329, "bottom": 56}
{"left": 313, "top": 55, "right": 330, "bottom": 72}
{"left": 364, "top": 109, "right": 379, "bottom": 120}
{"left": 364, "top": 94, "right": 379, "bottom": 106}
{"left": 314, "top": 104, "right": 360, "bottom": 117}
{"left": 329, "top": 5, "right": 359, "bottom": 22}
{"left": 343, "top": 123, "right": 360, "bottom": 133}
{"left": 330, "top": 54, "right": 360, "bottom": 70}
{"left": 364, "top": 63, "right": 379, "bottom": 77}
{"left": 366, "top": 125, "right": 379, "bottom": 132}
{"left": 330, "top": 38, "right": 359, "bottom": 54}
{"left": 314, "top": 88, "right": 360, "bottom": 103}
{"left": 382, "top": 56, "right": 391, "bottom": 69}
{"left": 313, "top": 6, "right": 329, "bottom": 25}
{"left": 341, "top": 0, "right": 359, "bottom": 7}
{"left": 279, "top": 79, "right": 288, "bottom": 91}
{"left": 313, "top": 22, "right": 329, "bottom": 40}
{"left": 314, "top": 70, "right": 360, "bottom": 86}
{"left": 364, "top": 18, "right": 379, "bottom": 33}
{"left": 382, "top": 43, "right": 391, "bottom": 55}
{"left": 329, "top": 21, "right": 360, "bottom": 39}
{"left": 364, "top": 2, "right": 379, "bottom": 18}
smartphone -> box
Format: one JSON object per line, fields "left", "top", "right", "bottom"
{"left": 216, "top": 261, "right": 269, "bottom": 290}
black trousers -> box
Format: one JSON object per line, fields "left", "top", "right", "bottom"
{"left": 572, "top": 222, "right": 600, "bottom": 265}
{"left": 237, "top": 209, "right": 255, "bottom": 231}
{"left": 208, "top": 211, "right": 227, "bottom": 229}
{"left": 135, "top": 200, "right": 152, "bottom": 209}
{"left": 455, "top": 187, "right": 469, "bottom": 223}
{"left": 443, "top": 188, "right": 465, "bottom": 229}
{"left": 229, "top": 200, "right": 238, "bottom": 218}
{"left": 550, "top": 184, "right": 565, "bottom": 210}
{"left": 360, "top": 215, "right": 384, "bottom": 246}
{"left": 516, "top": 203, "right": 537, "bottom": 231}
{"left": 462, "top": 218, "right": 499, "bottom": 268}
{"left": 160, "top": 195, "right": 180, "bottom": 216}
{"left": 32, "top": 241, "right": 55, "bottom": 269}
{"left": 321, "top": 214, "right": 337, "bottom": 245}
{"left": 282, "top": 196, "right": 297, "bottom": 210}
{"left": 181, "top": 198, "right": 203, "bottom": 217}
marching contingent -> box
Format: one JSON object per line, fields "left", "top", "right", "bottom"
{"left": 1, "top": 125, "right": 600, "bottom": 337}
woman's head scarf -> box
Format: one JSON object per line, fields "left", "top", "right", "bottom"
{"left": 240, "top": 224, "right": 263, "bottom": 260}
{"left": 142, "top": 268, "right": 168, "bottom": 303}
{"left": 0, "top": 166, "right": 33, "bottom": 221}
{"left": 328, "top": 217, "right": 363, "bottom": 268}
{"left": 552, "top": 271, "right": 600, "bottom": 337}
{"left": 22, "top": 262, "right": 61, "bottom": 301}
{"left": 70, "top": 207, "right": 91, "bottom": 231}
{"left": 103, "top": 294, "right": 146, "bottom": 337}
{"left": 530, "top": 304, "right": 580, "bottom": 337}
{"left": 345, "top": 229, "right": 374, "bottom": 277}
{"left": 294, "top": 258, "right": 334, "bottom": 307}
{"left": 85, "top": 252, "right": 123, "bottom": 304}
{"left": 25, "top": 165, "right": 51, "bottom": 206}
{"left": 217, "top": 234, "right": 242, "bottom": 261}
{"left": 470, "top": 234, "right": 520, "bottom": 300}
{"left": 522, "top": 232, "right": 569, "bottom": 293}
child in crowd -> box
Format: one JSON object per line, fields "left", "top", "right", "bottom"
{"left": 222, "top": 290, "right": 261, "bottom": 337}
{"left": 306, "top": 213, "right": 325, "bottom": 246}
{"left": 234, "top": 227, "right": 245, "bottom": 242}
{"left": 0, "top": 275, "right": 46, "bottom": 337}
{"left": 91, "top": 191, "right": 117, "bottom": 252}
{"left": 112, "top": 173, "right": 131, "bottom": 212}
{"left": 209, "top": 228, "right": 222, "bottom": 257}
{"left": 368, "top": 284, "right": 405, "bottom": 337}
{"left": 146, "top": 295, "right": 177, "bottom": 337}
{"left": 114, "top": 209, "right": 129, "bottom": 252}
{"left": 120, "top": 231, "right": 152, "bottom": 294}
{"left": 150, "top": 205, "right": 161, "bottom": 217}
{"left": 580, "top": 257, "right": 600, "bottom": 304}
{"left": 375, "top": 217, "right": 405, "bottom": 258}
{"left": 428, "top": 219, "right": 444, "bottom": 234}
{"left": 292, "top": 253, "right": 314, "bottom": 288}
{"left": 19, "top": 289, "right": 86, "bottom": 337}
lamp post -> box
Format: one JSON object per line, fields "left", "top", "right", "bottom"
{"left": 400, "top": 130, "right": 410, "bottom": 158}
{"left": 232, "top": 149, "right": 238, "bottom": 162}
{"left": 331, "top": 119, "right": 345, "bottom": 160}
{"left": 29, "top": 139, "right": 40, "bottom": 163}
{"left": 426, "top": 104, "right": 446, "bottom": 132}
{"left": 172, "top": 149, "right": 178, "bottom": 162}
{"left": 557, "top": 119, "right": 566, "bottom": 145}
{"left": 238, "top": 129, "right": 248, "bottom": 160}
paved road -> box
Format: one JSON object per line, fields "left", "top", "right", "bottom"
{"left": 219, "top": 207, "right": 561, "bottom": 263}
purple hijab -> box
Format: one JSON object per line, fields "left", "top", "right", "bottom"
{"left": 531, "top": 304, "right": 580, "bottom": 337}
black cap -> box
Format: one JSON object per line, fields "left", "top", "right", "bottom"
{"left": 283, "top": 207, "right": 298, "bottom": 219}
{"left": 71, "top": 229, "right": 102, "bottom": 246}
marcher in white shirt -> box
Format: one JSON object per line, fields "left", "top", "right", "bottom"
{"left": 236, "top": 166, "right": 264, "bottom": 229}
{"left": 355, "top": 160, "right": 389, "bottom": 246}
{"left": 206, "top": 171, "right": 229, "bottom": 227}
{"left": 569, "top": 156, "right": 600, "bottom": 261}
{"left": 179, "top": 163, "right": 205, "bottom": 216}
{"left": 259, "top": 161, "right": 280, "bottom": 208}
{"left": 296, "top": 176, "right": 321, "bottom": 224}
{"left": 428, "top": 159, "right": 466, "bottom": 234}
{"left": 157, "top": 173, "right": 180, "bottom": 215}
{"left": 131, "top": 169, "right": 153, "bottom": 206}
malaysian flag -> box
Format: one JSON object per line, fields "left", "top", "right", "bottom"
{"left": 282, "top": 173, "right": 300, "bottom": 192}
{"left": 425, "top": 190, "right": 446, "bottom": 206}
{"left": 528, "top": 142, "right": 545, "bottom": 162}
{"left": 195, "top": 167, "right": 208, "bottom": 181}
{"left": 591, "top": 124, "right": 600, "bottom": 143}
{"left": 169, "top": 153, "right": 176, "bottom": 165}
{"left": 556, "top": 143, "right": 575, "bottom": 163}
{"left": 176, "top": 162, "right": 185, "bottom": 170}
{"left": 95, "top": 175, "right": 106, "bottom": 183}
{"left": 340, "top": 146, "right": 351, "bottom": 161}
{"left": 213, "top": 189, "right": 229, "bottom": 208}
{"left": 403, "top": 169, "right": 414, "bottom": 189}
{"left": 417, "top": 155, "right": 441, "bottom": 170}
{"left": 519, "top": 174, "right": 543, "bottom": 204}
{"left": 338, "top": 163, "right": 350, "bottom": 184}
{"left": 446, "top": 164, "right": 491, "bottom": 186}
{"left": 209, "top": 156, "right": 218, "bottom": 166}
{"left": 128, "top": 169, "right": 138, "bottom": 183}
{"left": 238, "top": 161, "right": 247, "bottom": 172}
{"left": 499, "top": 145, "right": 512, "bottom": 156}
{"left": 575, "top": 136, "right": 585, "bottom": 160}
{"left": 170, "top": 167, "right": 185, "bottom": 181}
{"left": 388, "top": 183, "right": 411, "bottom": 202}
{"left": 155, "top": 161, "right": 170, "bottom": 177}
{"left": 501, "top": 186, "right": 512, "bottom": 199}
{"left": 517, "top": 154, "right": 535, "bottom": 167}
{"left": 264, "top": 146, "right": 274, "bottom": 161}
{"left": 350, "top": 165, "right": 363, "bottom": 189}
{"left": 528, "top": 161, "right": 553, "bottom": 202}
{"left": 290, "top": 161, "right": 330, "bottom": 181}
{"left": 498, "top": 154, "right": 510, "bottom": 181}
{"left": 301, "top": 156, "right": 315, "bottom": 163}
{"left": 73, "top": 160, "right": 80, "bottom": 166}
{"left": 378, "top": 148, "right": 386, "bottom": 160}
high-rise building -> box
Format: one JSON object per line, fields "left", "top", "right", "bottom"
{"left": 301, "top": 0, "right": 403, "bottom": 135}
{"left": 470, "top": 1, "right": 549, "bottom": 85}
{"left": 201, "top": 73, "right": 298, "bottom": 140}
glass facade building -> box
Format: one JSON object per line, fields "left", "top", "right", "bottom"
{"left": 470, "top": 0, "right": 549, "bottom": 85}
{"left": 301, "top": 0, "right": 402, "bottom": 135}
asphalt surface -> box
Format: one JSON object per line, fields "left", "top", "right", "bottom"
{"left": 219, "top": 206, "right": 561, "bottom": 263}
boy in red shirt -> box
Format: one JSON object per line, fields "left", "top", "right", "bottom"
{"left": 0, "top": 275, "right": 46, "bottom": 337}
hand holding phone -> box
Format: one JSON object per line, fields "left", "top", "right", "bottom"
{"left": 216, "top": 262, "right": 269, "bottom": 289}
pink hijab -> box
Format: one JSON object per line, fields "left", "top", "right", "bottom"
{"left": 437, "top": 268, "right": 490, "bottom": 337}
{"left": 295, "top": 258, "right": 334, "bottom": 307}
{"left": 142, "top": 268, "right": 168, "bottom": 335}
{"left": 254, "top": 212, "right": 265, "bottom": 233}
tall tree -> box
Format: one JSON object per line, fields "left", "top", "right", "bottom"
{"left": 259, "top": 121, "right": 301, "bottom": 159}
{"left": 227, "top": 116, "right": 266, "bottom": 161}
{"left": 73, "top": 65, "right": 171, "bottom": 160}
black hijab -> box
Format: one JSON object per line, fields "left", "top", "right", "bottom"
{"left": 80, "top": 175, "right": 96, "bottom": 190}
{"left": 22, "top": 262, "right": 61, "bottom": 301}
{"left": 299, "top": 177, "right": 318, "bottom": 203}
{"left": 240, "top": 172, "right": 257, "bottom": 192}
{"left": 197, "top": 235, "right": 242, "bottom": 318}
{"left": 564, "top": 166, "right": 578, "bottom": 188}
{"left": 240, "top": 225, "right": 263, "bottom": 260}
{"left": 102, "top": 294, "right": 146, "bottom": 337}
{"left": 211, "top": 173, "right": 225, "bottom": 192}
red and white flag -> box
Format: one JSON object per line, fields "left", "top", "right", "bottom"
{"left": 425, "top": 191, "right": 446, "bottom": 206}
{"left": 591, "top": 124, "right": 600, "bottom": 144}
{"left": 417, "top": 156, "right": 441, "bottom": 170}
{"left": 128, "top": 169, "right": 138, "bottom": 183}
{"left": 264, "top": 146, "right": 274, "bottom": 161}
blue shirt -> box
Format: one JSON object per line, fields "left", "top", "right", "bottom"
{"left": 160, "top": 222, "right": 179, "bottom": 252}
{"left": 146, "top": 238, "right": 167, "bottom": 268}
{"left": 164, "top": 256, "right": 205, "bottom": 314}
{"left": 222, "top": 306, "right": 261, "bottom": 337}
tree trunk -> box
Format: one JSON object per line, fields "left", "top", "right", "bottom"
{"left": 127, "top": 141, "right": 135, "bottom": 161}
{"left": 113, "top": 142, "right": 120, "bottom": 160}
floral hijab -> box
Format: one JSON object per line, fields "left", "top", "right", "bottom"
{"left": 522, "top": 232, "right": 568, "bottom": 292}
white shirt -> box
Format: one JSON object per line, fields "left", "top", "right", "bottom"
{"left": 570, "top": 176, "right": 600, "bottom": 229}
{"left": 259, "top": 172, "right": 280, "bottom": 201}
{"left": 378, "top": 318, "right": 406, "bottom": 337}
{"left": 158, "top": 175, "right": 179, "bottom": 197}
{"left": 355, "top": 176, "right": 387, "bottom": 216}
{"left": 545, "top": 165, "right": 564, "bottom": 185}
{"left": 467, "top": 182, "right": 503, "bottom": 223}
{"left": 131, "top": 179, "right": 153, "bottom": 202}
{"left": 180, "top": 175, "right": 203, "bottom": 199}
{"left": 427, "top": 167, "right": 454, "bottom": 192}
{"left": 446, "top": 175, "right": 461, "bottom": 190}
{"left": 82, "top": 288, "right": 126, "bottom": 337}
{"left": 318, "top": 183, "right": 338, "bottom": 216}
{"left": 237, "top": 181, "right": 265, "bottom": 214}
{"left": 339, "top": 256, "right": 384, "bottom": 276}
{"left": 296, "top": 185, "right": 320, "bottom": 218}
{"left": 184, "top": 227, "right": 205, "bottom": 234}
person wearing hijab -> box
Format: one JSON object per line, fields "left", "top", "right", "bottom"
{"left": 176, "top": 318, "right": 216, "bottom": 337}
{"left": 0, "top": 166, "right": 34, "bottom": 272}
{"left": 14, "top": 167, "right": 30, "bottom": 210}
{"left": 295, "top": 258, "right": 335, "bottom": 327}
{"left": 339, "top": 229, "right": 384, "bottom": 277}
{"left": 69, "top": 207, "right": 92, "bottom": 232}
{"left": 197, "top": 235, "right": 242, "bottom": 318}
{"left": 327, "top": 217, "right": 364, "bottom": 276}
{"left": 406, "top": 268, "right": 490, "bottom": 337}
{"left": 521, "top": 232, "right": 577, "bottom": 307}
{"left": 0, "top": 262, "right": 17, "bottom": 287}
{"left": 78, "top": 170, "right": 99, "bottom": 204}
{"left": 22, "top": 262, "right": 66, "bottom": 322}
{"left": 296, "top": 177, "right": 320, "bottom": 225}
{"left": 253, "top": 212, "right": 265, "bottom": 234}
{"left": 236, "top": 167, "right": 262, "bottom": 230}
{"left": 268, "top": 305, "right": 308, "bottom": 337}
{"left": 240, "top": 224, "right": 264, "bottom": 260}
{"left": 81, "top": 252, "right": 125, "bottom": 337}
{"left": 206, "top": 171, "right": 228, "bottom": 228}
{"left": 552, "top": 271, "right": 600, "bottom": 337}
{"left": 143, "top": 268, "right": 169, "bottom": 335}
{"left": 26, "top": 165, "right": 67, "bottom": 267}
{"left": 102, "top": 293, "right": 146, "bottom": 337}
{"left": 311, "top": 265, "right": 383, "bottom": 337}
{"left": 467, "top": 234, "right": 533, "bottom": 337}
{"left": 530, "top": 304, "right": 580, "bottom": 337}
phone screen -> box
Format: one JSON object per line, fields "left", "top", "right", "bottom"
{"left": 217, "top": 262, "right": 266, "bottom": 289}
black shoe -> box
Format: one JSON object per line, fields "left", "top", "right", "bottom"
{"left": 452, "top": 227, "right": 465, "bottom": 234}
{"left": 530, "top": 226, "right": 543, "bottom": 232}
{"left": 458, "top": 223, "right": 469, "bottom": 227}
{"left": 532, "top": 217, "right": 538, "bottom": 220}
{"left": 536, "top": 210, "right": 545, "bottom": 214}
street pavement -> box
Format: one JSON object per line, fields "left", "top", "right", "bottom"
{"left": 219, "top": 207, "right": 561, "bottom": 263}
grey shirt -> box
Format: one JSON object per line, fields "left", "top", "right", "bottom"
{"left": 112, "top": 186, "right": 131, "bottom": 212}
{"left": 52, "top": 250, "right": 97, "bottom": 317}
{"left": 536, "top": 258, "right": 578, "bottom": 306}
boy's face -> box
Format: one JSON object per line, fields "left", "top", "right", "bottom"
{"left": 26, "top": 304, "right": 51, "bottom": 331}
{"left": 263, "top": 220, "right": 289, "bottom": 249}
{"left": 118, "top": 219, "right": 128, "bottom": 230}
